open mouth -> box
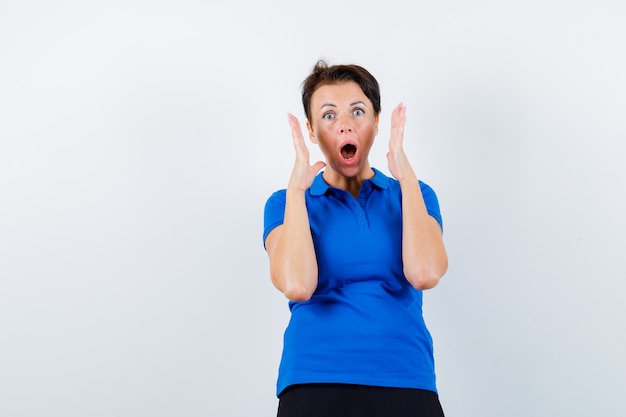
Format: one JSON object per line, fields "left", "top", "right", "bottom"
{"left": 341, "top": 144, "right": 357, "bottom": 160}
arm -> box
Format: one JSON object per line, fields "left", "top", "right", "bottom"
{"left": 386, "top": 104, "right": 448, "bottom": 290}
{"left": 265, "top": 114, "right": 326, "bottom": 301}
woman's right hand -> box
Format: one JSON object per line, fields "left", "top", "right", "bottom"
{"left": 264, "top": 114, "right": 323, "bottom": 302}
{"left": 287, "top": 113, "right": 326, "bottom": 191}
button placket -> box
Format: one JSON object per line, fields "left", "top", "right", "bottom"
{"left": 355, "top": 182, "right": 372, "bottom": 231}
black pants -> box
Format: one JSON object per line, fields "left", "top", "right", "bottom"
{"left": 277, "top": 384, "right": 445, "bottom": 417}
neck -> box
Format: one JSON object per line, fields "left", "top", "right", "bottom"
{"left": 322, "top": 164, "right": 375, "bottom": 199}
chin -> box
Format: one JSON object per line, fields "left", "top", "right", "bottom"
{"left": 339, "top": 164, "right": 367, "bottom": 178}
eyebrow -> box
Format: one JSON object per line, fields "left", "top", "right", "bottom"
{"left": 319, "top": 101, "right": 367, "bottom": 110}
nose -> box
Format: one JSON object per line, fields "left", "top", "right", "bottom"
{"left": 338, "top": 112, "right": 353, "bottom": 134}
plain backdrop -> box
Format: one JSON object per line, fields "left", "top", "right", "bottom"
{"left": 1, "top": 1, "right": 625, "bottom": 416}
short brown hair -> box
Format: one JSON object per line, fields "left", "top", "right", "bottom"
{"left": 301, "top": 60, "right": 381, "bottom": 122}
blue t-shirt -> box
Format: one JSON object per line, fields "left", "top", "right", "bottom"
{"left": 263, "top": 168, "right": 443, "bottom": 396}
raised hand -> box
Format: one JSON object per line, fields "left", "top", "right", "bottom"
{"left": 386, "top": 103, "right": 415, "bottom": 183}
{"left": 288, "top": 113, "right": 326, "bottom": 191}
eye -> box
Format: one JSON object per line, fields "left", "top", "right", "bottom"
{"left": 323, "top": 112, "right": 335, "bottom": 120}
{"left": 353, "top": 108, "right": 364, "bottom": 117}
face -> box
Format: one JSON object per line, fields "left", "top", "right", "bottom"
{"left": 306, "top": 81, "right": 379, "bottom": 179}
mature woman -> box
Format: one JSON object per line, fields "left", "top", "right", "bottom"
{"left": 263, "top": 60, "right": 448, "bottom": 417}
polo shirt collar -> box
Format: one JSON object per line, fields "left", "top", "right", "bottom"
{"left": 369, "top": 167, "right": 390, "bottom": 189}
{"left": 309, "top": 167, "right": 389, "bottom": 196}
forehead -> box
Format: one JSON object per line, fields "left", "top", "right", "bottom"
{"left": 311, "top": 81, "right": 370, "bottom": 107}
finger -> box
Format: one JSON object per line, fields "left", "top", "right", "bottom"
{"left": 390, "top": 103, "right": 406, "bottom": 148}
{"left": 392, "top": 104, "right": 406, "bottom": 135}
{"left": 288, "top": 113, "right": 308, "bottom": 155}
{"left": 311, "top": 160, "right": 326, "bottom": 174}
{"left": 393, "top": 103, "right": 406, "bottom": 131}
{"left": 288, "top": 113, "right": 305, "bottom": 139}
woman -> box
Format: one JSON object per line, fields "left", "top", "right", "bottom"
{"left": 263, "top": 60, "right": 448, "bottom": 417}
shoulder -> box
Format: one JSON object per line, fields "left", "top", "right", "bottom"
{"left": 263, "top": 189, "right": 287, "bottom": 246}
{"left": 418, "top": 180, "right": 438, "bottom": 197}
{"left": 386, "top": 174, "right": 439, "bottom": 198}
{"left": 265, "top": 189, "right": 286, "bottom": 205}
{"left": 371, "top": 168, "right": 438, "bottom": 196}
{"left": 264, "top": 189, "right": 287, "bottom": 222}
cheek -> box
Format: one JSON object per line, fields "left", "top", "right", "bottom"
{"left": 317, "top": 136, "right": 335, "bottom": 154}
{"left": 314, "top": 127, "right": 334, "bottom": 147}
{"left": 360, "top": 121, "right": 377, "bottom": 139}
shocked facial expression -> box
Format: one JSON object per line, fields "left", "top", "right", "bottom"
{"left": 306, "top": 81, "right": 379, "bottom": 179}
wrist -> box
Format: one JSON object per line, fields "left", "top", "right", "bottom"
{"left": 286, "top": 184, "right": 307, "bottom": 195}
{"left": 398, "top": 173, "right": 419, "bottom": 188}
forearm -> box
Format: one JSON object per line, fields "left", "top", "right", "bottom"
{"left": 400, "top": 175, "right": 448, "bottom": 290}
{"left": 269, "top": 187, "right": 318, "bottom": 301}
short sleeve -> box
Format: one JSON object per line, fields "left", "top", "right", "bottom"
{"left": 419, "top": 181, "right": 443, "bottom": 232}
{"left": 263, "top": 189, "right": 287, "bottom": 247}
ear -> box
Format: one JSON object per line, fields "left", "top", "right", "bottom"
{"left": 374, "top": 114, "right": 380, "bottom": 136}
{"left": 306, "top": 119, "right": 318, "bottom": 144}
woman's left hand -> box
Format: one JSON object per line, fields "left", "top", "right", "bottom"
{"left": 387, "top": 103, "right": 448, "bottom": 290}
{"left": 386, "top": 103, "right": 415, "bottom": 183}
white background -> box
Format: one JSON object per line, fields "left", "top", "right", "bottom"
{"left": 1, "top": 1, "right": 625, "bottom": 416}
